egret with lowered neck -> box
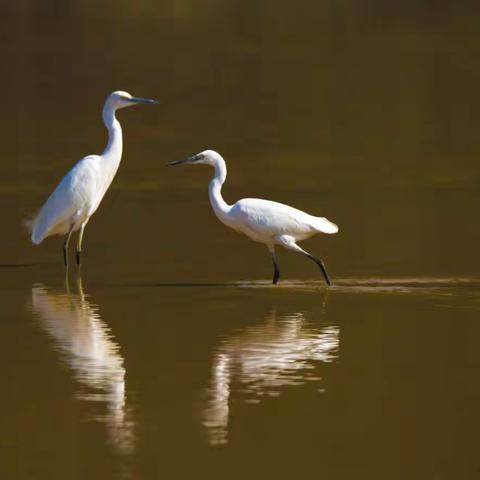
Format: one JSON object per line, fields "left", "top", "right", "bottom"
{"left": 168, "top": 150, "right": 338, "bottom": 285}
{"left": 29, "top": 90, "right": 158, "bottom": 267}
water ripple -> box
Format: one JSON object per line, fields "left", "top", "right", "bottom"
{"left": 29, "top": 279, "right": 135, "bottom": 456}
{"left": 202, "top": 310, "right": 339, "bottom": 446}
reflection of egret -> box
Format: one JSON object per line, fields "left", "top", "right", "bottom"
{"left": 30, "top": 277, "right": 134, "bottom": 455}
{"left": 203, "top": 310, "right": 339, "bottom": 445}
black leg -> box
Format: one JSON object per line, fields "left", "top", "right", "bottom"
{"left": 271, "top": 253, "right": 280, "bottom": 285}
{"left": 306, "top": 253, "right": 332, "bottom": 286}
{"left": 63, "top": 243, "right": 68, "bottom": 267}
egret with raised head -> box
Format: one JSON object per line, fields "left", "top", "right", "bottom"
{"left": 29, "top": 91, "right": 158, "bottom": 266}
{"left": 168, "top": 150, "right": 338, "bottom": 285}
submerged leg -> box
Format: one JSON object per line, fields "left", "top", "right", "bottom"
{"left": 275, "top": 235, "right": 332, "bottom": 286}
{"left": 76, "top": 271, "right": 84, "bottom": 299}
{"left": 268, "top": 245, "right": 280, "bottom": 284}
{"left": 76, "top": 221, "right": 88, "bottom": 265}
{"left": 64, "top": 267, "right": 71, "bottom": 294}
{"left": 63, "top": 228, "right": 74, "bottom": 268}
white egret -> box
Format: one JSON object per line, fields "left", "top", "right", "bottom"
{"left": 168, "top": 150, "right": 338, "bottom": 285}
{"left": 29, "top": 90, "right": 158, "bottom": 266}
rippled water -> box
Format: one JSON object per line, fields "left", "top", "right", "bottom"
{"left": 1, "top": 273, "right": 479, "bottom": 479}
{"left": 31, "top": 281, "right": 134, "bottom": 455}
{"left": 203, "top": 309, "right": 339, "bottom": 445}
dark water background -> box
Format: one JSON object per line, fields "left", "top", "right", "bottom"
{"left": 1, "top": 1, "right": 479, "bottom": 479}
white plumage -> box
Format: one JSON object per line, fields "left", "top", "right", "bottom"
{"left": 31, "top": 155, "right": 102, "bottom": 244}
{"left": 228, "top": 199, "right": 338, "bottom": 241}
{"left": 168, "top": 150, "right": 338, "bottom": 285}
{"left": 29, "top": 90, "right": 158, "bottom": 266}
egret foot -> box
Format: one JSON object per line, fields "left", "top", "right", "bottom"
{"left": 306, "top": 253, "right": 331, "bottom": 286}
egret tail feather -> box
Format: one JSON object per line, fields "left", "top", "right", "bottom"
{"left": 29, "top": 208, "right": 68, "bottom": 245}
{"left": 24, "top": 217, "right": 35, "bottom": 233}
{"left": 30, "top": 214, "right": 45, "bottom": 245}
{"left": 312, "top": 217, "right": 338, "bottom": 234}
{"left": 24, "top": 216, "right": 45, "bottom": 244}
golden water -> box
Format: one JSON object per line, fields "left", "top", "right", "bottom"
{"left": 1, "top": 2, "right": 480, "bottom": 479}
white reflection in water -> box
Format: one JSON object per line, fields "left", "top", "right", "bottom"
{"left": 203, "top": 310, "right": 339, "bottom": 445}
{"left": 30, "top": 278, "right": 134, "bottom": 455}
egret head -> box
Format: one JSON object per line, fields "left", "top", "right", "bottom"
{"left": 168, "top": 150, "right": 223, "bottom": 167}
{"left": 105, "top": 90, "right": 159, "bottom": 110}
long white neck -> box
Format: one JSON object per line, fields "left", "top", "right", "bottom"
{"left": 101, "top": 103, "right": 123, "bottom": 168}
{"left": 208, "top": 157, "right": 231, "bottom": 223}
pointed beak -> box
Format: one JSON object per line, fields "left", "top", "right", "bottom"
{"left": 167, "top": 154, "right": 202, "bottom": 166}
{"left": 130, "top": 97, "right": 159, "bottom": 105}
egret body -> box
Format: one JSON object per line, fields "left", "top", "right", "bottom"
{"left": 29, "top": 90, "right": 158, "bottom": 266}
{"left": 168, "top": 150, "right": 338, "bottom": 285}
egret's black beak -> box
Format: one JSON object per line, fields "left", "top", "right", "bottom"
{"left": 130, "top": 97, "right": 159, "bottom": 105}
{"left": 167, "top": 153, "right": 203, "bottom": 166}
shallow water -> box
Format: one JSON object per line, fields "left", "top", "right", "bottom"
{"left": 2, "top": 1, "right": 480, "bottom": 479}
{"left": 1, "top": 274, "right": 480, "bottom": 479}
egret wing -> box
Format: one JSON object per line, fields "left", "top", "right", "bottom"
{"left": 231, "top": 199, "right": 315, "bottom": 236}
{"left": 31, "top": 156, "right": 101, "bottom": 244}
{"left": 231, "top": 198, "right": 338, "bottom": 238}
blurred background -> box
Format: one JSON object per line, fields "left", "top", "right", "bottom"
{"left": 1, "top": 0, "right": 479, "bottom": 281}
